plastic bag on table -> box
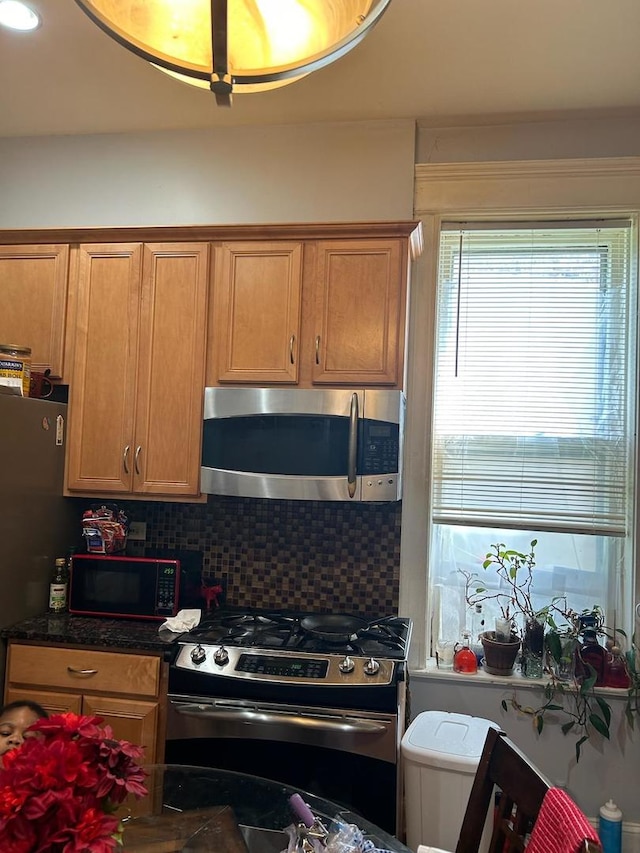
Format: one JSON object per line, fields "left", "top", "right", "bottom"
{"left": 282, "top": 820, "right": 396, "bottom": 853}
{"left": 283, "top": 794, "right": 395, "bottom": 853}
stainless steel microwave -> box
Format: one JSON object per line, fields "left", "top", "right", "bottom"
{"left": 201, "top": 387, "right": 405, "bottom": 501}
{"left": 69, "top": 554, "right": 180, "bottom": 620}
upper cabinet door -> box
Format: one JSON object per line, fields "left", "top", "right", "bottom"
{"left": 312, "top": 239, "right": 406, "bottom": 386}
{"left": 213, "top": 241, "right": 303, "bottom": 384}
{"left": 0, "top": 244, "right": 70, "bottom": 379}
{"left": 66, "top": 244, "right": 142, "bottom": 493}
{"left": 133, "top": 243, "right": 209, "bottom": 496}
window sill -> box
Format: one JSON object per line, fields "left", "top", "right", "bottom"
{"left": 410, "top": 659, "right": 632, "bottom": 700}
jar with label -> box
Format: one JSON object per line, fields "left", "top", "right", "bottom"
{"left": 0, "top": 343, "right": 32, "bottom": 397}
{"left": 48, "top": 557, "right": 68, "bottom": 613}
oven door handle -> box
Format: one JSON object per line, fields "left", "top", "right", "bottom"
{"left": 172, "top": 703, "right": 387, "bottom": 734}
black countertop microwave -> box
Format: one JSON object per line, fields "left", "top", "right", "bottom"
{"left": 69, "top": 554, "right": 180, "bottom": 620}
{"left": 201, "top": 387, "right": 405, "bottom": 501}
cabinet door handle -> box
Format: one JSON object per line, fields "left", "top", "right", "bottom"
{"left": 289, "top": 335, "right": 295, "bottom": 365}
{"left": 67, "top": 667, "right": 98, "bottom": 676}
{"left": 315, "top": 336, "right": 321, "bottom": 365}
{"left": 134, "top": 445, "right": 142, "bottom": 475}
{"left": 123, "top": 445, "right": 130, "bottom": 474}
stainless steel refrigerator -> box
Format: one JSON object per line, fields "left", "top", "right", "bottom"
{"left": 0, "top": 391, "right": 78, "bottom": 685}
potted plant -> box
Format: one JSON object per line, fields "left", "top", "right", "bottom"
{"left": 461, "top": 539, "right": 548, "bottom": 676}
{"left": 480, "top": 629, "right": 522, "bottom": 676}
{"left": 463, "top": 540, "right": 637, "bottom": 761}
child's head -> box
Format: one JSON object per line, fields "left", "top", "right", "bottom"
{"left": 0, "top": 700, "right": 48, "bottom": 760}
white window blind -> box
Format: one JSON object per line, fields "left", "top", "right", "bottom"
{"left": 432, "top": 222, "right": 634, "bottom": 538}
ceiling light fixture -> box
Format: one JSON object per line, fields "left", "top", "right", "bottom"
{"left": 0, "top": 0, "right": 40, "bottom": 31}
{"left": 73, "top": 0, "right": 392, "bottom": 107}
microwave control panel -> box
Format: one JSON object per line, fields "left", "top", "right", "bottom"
{"left": 360, "top": 421, "right": 400, "bottom": 474}
{"left": 156, "top": 562, "right": 178, "bottom": 615}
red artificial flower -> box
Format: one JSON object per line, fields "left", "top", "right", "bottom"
{"left": 0, "top": 712, "right": 148, "bottom": 852}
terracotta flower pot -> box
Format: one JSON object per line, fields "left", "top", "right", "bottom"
{"left": 481, "top": 630, "right": 521, "bottom": 676}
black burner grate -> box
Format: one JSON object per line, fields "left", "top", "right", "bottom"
{"left": 185, "top": 608, "right": 410, "bottom": 660}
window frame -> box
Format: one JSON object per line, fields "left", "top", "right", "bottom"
{"left": 403, "top": 157, "right": 640, "bottom": 671}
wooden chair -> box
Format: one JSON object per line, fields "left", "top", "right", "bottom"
{"left": 418, "top": 727, "right": 602, "bottom": 853}
{"left": 457, "top": 726, "right": 549, "bottom": 852}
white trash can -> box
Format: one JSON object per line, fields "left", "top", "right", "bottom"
{"left": 401, "top": 711, "right": 498, "bottom": 853}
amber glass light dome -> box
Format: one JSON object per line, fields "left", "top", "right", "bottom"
{"left": 74, "top": 0, "right": 392, "bottom": 105}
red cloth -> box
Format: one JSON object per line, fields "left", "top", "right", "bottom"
{"left": 526, "top": 788, "right": 600, "bottom": 853}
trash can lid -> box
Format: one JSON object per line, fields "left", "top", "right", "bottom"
{"left": 401, "top": 711, "right": 499, "bottom": 771}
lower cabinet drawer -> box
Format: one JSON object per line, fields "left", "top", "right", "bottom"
{"left": 8, "top": 644, "right": 161, "bottom": 699}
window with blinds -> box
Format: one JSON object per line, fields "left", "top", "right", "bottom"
{"left": 429, "top": 221, "right": 636, "bottom": 645}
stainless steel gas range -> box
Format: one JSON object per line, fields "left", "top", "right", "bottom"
{"left": 166, "top": 610, "right": 411, "bottom": 836}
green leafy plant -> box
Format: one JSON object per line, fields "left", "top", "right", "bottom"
{"left": 502, "top": 664, "right": 612, "bottom": 763}
{"left": 461, "top": 540, "right": 563, "bottom": 637}
{"left": 504, "top": 613, "right": 634, "bottom": 762}
{"left": 463, "top": 540, "right": 635, "bottom": 762}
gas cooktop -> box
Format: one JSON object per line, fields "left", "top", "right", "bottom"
{"left": 180, "top": 608, "right": 411, "bottom": 661}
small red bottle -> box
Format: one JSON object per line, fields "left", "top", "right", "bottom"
{"left": 579, "top": 629, "right": 606, "bottom": 686}
{"left": 454, "top": 631, "right": 478, "bottom": 674}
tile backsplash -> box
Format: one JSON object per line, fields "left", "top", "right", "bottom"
{"left": 108, "top": 496, "right": 402, "bottom": 616}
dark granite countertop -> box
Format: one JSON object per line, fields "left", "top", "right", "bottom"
{"left": 1, "top": 613, "right": 183, "bottom": 654}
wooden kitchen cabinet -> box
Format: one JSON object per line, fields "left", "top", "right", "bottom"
{"left": 65, "top": 242, "right": 209, "bottom": 497}
{"left": 4, "top": 643, "right": 165, "bottom": 764}
{"left": 312, "top": 239, "right": 406, "bottom": 385}
{"left": 0, "top": 244, "right": 70, "bottom": 379}
{"left": 210, "top": 236, "right": 408, "bottom": 387}
{"left": 213, "top": 241, "right": 304, "bottom": 384}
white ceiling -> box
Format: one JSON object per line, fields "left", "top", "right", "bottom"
{"left": 2, "top": 0, "right": 640, "bottom": 139}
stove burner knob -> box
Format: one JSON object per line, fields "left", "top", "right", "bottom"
{"left": 338, "top": 656, "right": 355, "bottom": 674}
{"left": 213, "top": 646, "right": 229, "bottom": 666}
{"left": 190, "top": 644, "right": 207, "bottom": 665}
{"left": 364, "top": 657, "right": 380, "bottom": 676}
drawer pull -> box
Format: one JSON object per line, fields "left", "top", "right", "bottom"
{"left": 67, "top": 667, "right": 98, "bottom": 676}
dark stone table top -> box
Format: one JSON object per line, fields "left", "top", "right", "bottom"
{"left": 1, "top": 613, "right": 183, "bottom": 654}
{"left": 123, "top": 765, "right": 410, "bottom": 853}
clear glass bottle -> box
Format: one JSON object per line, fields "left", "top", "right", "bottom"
{"left": 48, "top": 557, "right": 68, "bottom": 613}
{"left": 454, "top": 631, "right": 478, "bottom": 674}
{"left": 470, "top": 603, "right": 485, "bottom": 664}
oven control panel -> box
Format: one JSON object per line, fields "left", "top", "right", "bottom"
{"left": 174, "top": 644, "right": 396, "bottom": 686}
{"left": 236, "top": 654, "right": 328, "bottom": 679}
